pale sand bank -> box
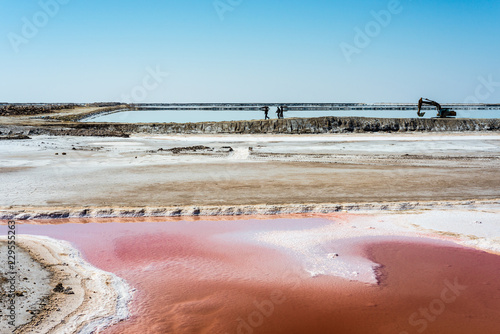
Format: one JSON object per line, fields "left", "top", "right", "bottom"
{"left": 0, "top": 235, "right": 132, "bottom": 334}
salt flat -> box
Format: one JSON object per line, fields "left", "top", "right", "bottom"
{"left": 1, "top": 132, "right": 500, "bottom": 333}
{"left": 0, "top": 133, "right": 499, "bottom": 213}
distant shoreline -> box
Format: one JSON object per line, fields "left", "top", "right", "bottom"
{"left": 2, "top": 102, "right": 500, "bottom": 108}
{"left": 1, "top": 104, "right": 499, "bottom": 136}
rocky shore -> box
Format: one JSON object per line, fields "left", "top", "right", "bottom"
{"left": 1, "top": 116, "right": 500, "bottom": 137}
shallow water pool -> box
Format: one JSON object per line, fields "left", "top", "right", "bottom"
{"left": 83, "top": 108, "right": 500, "bottom": 123}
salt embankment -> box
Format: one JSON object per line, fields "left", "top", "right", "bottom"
{"left": 2, "top": 199, "right": 499, "bottom": 221}
{"left": 1, "top": 116, "right": 500, "bottom": 137}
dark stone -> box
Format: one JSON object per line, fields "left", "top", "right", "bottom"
{"left": 53, "top": 283, "right": 64, "bottom": 293}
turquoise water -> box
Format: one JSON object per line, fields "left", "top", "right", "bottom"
{"left": 83, "top": 108, "right": 500, "bottom": 123}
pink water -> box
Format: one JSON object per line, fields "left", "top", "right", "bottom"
{"left": 6, "top": 216, "right": 500, "bottom": 333}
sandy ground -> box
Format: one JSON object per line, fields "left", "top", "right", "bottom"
{"left": 1, "top": 133, "right": 499, "bottom": 214}
{"left": 0, "top": 240, "right": 51, "bottom": 331}
{"left": 0, "top": 235, "right": 131, "bottom": 334}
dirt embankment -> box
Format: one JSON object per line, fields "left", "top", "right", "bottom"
{"left": 0, "top": 104, "right": 78, "bottom": 116}
{"left": 0, "top": 105, "right": 130, "bottom": 137}
{"left": 44, "top": 105, "right": 128, "bottom": 122}
{"left": 1, "top": 116, "right": 500, "bottom": 137}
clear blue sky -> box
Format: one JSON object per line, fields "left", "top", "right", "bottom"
{"left": 1, "top": 0, "right": 499, "bottom": 103}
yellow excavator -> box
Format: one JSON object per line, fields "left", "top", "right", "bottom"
{"left": 417, "top": 98, "right": 457, "bottom": 118}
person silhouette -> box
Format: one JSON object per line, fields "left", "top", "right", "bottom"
{"left": 263, "top": 106, "right": 269, "bottom": 120}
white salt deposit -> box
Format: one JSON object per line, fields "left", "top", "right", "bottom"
{"left": 254, "top": 208, "right": 500, "bottom": 284}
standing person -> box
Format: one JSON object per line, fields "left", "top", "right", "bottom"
{"left": 276, "top": 106, "right": 281, "bottom": 119}
{"left": 264, "top": 106, "right": 269, "bottom": 120}
{"left": 279, "top": 105, "right": 285, "bottom": 119}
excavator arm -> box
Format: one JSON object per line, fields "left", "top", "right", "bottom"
{"left": 417, "top": 98, "right": 442, "bottom": 117}
{"left": 417, "top": 98, "right": 455, "bottom": 118}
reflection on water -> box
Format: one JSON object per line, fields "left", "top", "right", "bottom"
{"left": 83, "top": 108, "right": 500, "bottom": 123}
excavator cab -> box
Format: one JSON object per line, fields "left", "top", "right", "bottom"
{"left": 417, "top": 98, "right": 456, "bottom": 118}
{"left": 437, "top": 108, "right": 457, "bottom": 118}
